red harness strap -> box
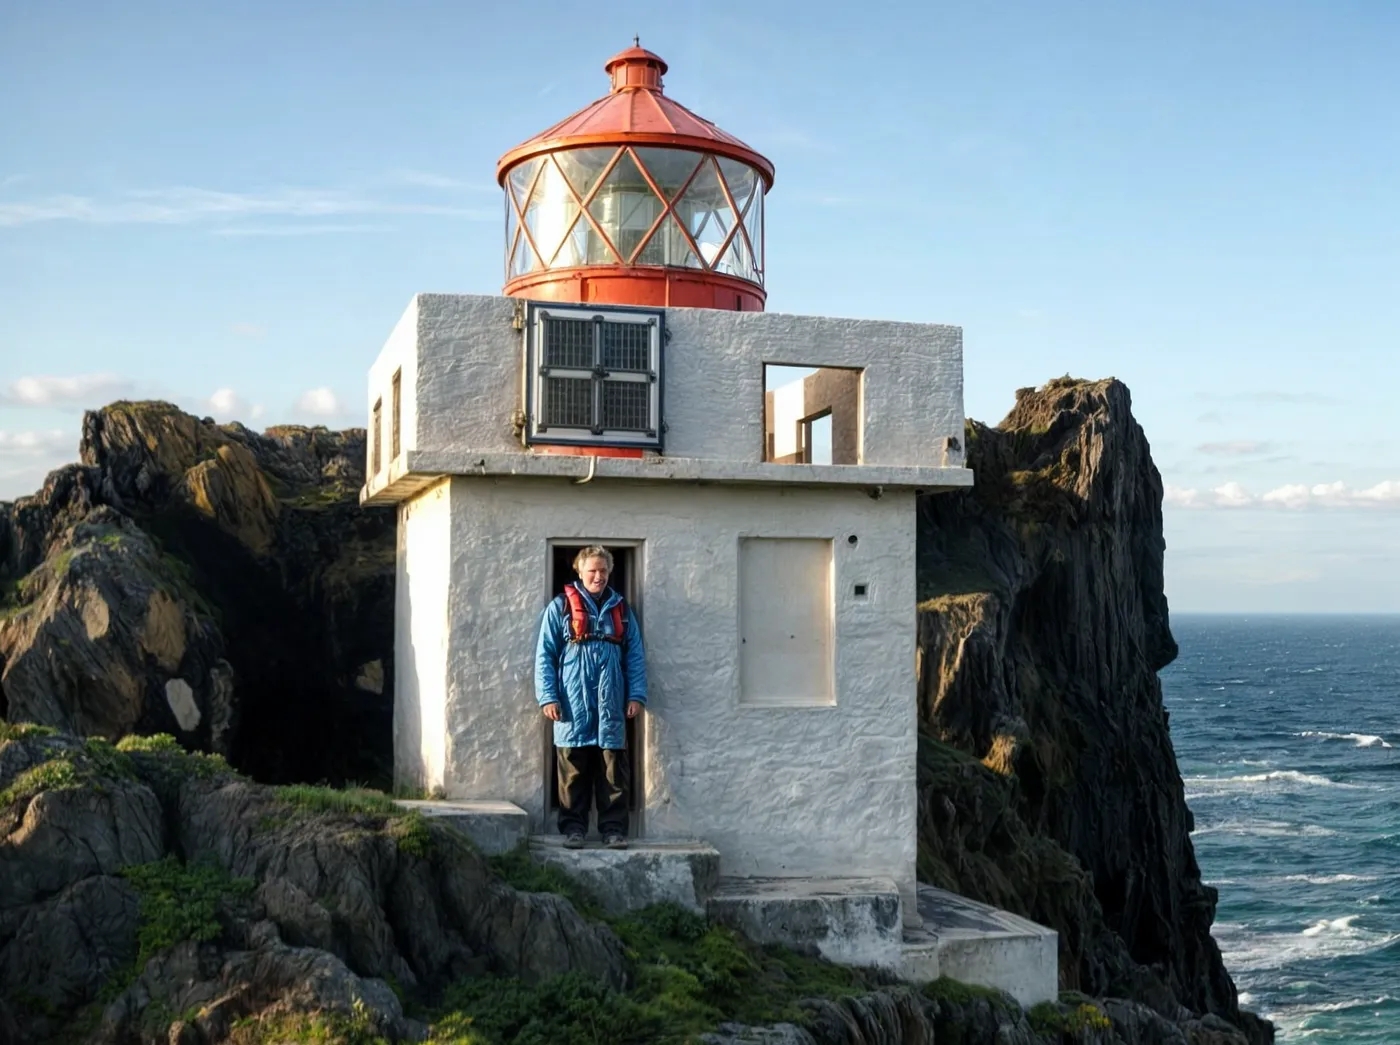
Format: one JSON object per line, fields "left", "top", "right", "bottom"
{"left": 561, "top": 586, "right": 626, "bottom": 644}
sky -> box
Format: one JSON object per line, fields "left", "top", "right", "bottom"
{"left": 2, "top": 0, "right": 1397, "bottom": 612}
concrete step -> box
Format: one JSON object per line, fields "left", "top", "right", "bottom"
{"left": 393, "top": 799, "right": 529, "bottom": 856}
{"left": 529, "top": 836, "right": 721, "bottom": 916}
{"left": 904, "top": 885, "right": 1058, "bottom": 1007}
{"left": 706, "top": 876, "right": 904, "bottom": 968}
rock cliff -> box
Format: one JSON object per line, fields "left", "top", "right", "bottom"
{"left": 914, "top": 378, "right": 1268, "bottom": 1042}
{"left": 0, "top": 403, "right": 394, "bottom": 786}
{"left": 0, "top": 386, "right": 1273, "bottom": 1043}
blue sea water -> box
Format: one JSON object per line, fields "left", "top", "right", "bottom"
{"left": 1162, "top": 615, "right": 1400, "bottom": 1042}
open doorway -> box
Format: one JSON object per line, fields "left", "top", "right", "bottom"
{"left": 542, "top": 541, "right": 645, "bottom": 833}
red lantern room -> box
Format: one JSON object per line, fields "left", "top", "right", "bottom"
{"left": 496, "top": 43, "right": 775, "bottom": 312}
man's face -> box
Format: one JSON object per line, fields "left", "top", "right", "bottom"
{"left": 578, "top": 556, "right": 610, "bottom": 594}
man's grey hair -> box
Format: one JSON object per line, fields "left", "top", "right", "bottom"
{"left": 573, "top": 545, "right": 614, "bottom": 573}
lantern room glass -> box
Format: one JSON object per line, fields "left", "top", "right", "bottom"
{"left": 504, "top": 146, "right": 766, "bottom": 287}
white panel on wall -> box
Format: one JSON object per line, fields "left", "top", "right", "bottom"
{"left": 738, "top": 537, "right": 834, "bottom": 706}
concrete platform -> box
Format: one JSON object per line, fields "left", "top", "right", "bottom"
{"left": 706, "top": 877, "right": 904, "bottom": 968}
{"left": 529, "top": 837, "right": 721, "bottom": 916}
{"left": 904, "top": 885, "right": 1058, "bottom": 1007}
{"left": 393, "top": 799, "right": 529, "bottom": 856}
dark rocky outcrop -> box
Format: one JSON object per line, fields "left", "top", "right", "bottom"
{"left": 0, "top": 728, "right": 625, "bottom": 1042}
{"left": 0, "top": 403, "right": 394, "bottom": 786}
{"left": 914, "top": 378, "right": 1270, "bottom": 1042}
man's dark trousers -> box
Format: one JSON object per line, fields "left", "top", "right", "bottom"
{"left": 556, "top": 745, "right": 629, "bottom": 837}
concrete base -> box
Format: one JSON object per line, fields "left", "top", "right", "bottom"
{"left": 394, "top": 799, "right": 529, "bottom": 856}
{"left": 706, "top": 877, "right": 903, "bottom": 968}
{"left": 903, "top": 885, "right": 1058, "bottom": 1007}
{"left": 530, "top": 836, "right": 721, "bottom": 916}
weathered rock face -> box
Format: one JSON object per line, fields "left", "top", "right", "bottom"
{"left": 914, "top": 379, "right": 1269, "bottom": 1043}
{"left": 0, "top": 403, "right": 394, "bottom": 786}
{"left": 0, "top": 729, "right": 627, "bottom": 1043}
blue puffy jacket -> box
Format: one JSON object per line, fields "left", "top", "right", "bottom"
{"left": 535, "top": 583, "right": 647, "bottom": 750}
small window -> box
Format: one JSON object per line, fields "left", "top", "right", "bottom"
{"left": 526, "top": 303, "right": 663, "bottom": 449}
{"left": 763, "top": 365, "right": 861, "bottom": 465}
{"left": 371, "top": 398, "right": 383, "bottom": 475}
{"left": 390, "top": 369, "right": 402, "bottom": 459}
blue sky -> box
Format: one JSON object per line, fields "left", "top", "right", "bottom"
{"left": 2, "top": 1, "right": 1397, "bottom": 612}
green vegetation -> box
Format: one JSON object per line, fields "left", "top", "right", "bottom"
{"left": 274, "top": 783, "right": 400, "bottom": 817}
{"left": 1029, "top": 999, "right": 1112, "bottom": 1036}
{"left": 228, "top": 1002, "right": 391, "bottom": 1045}
{"left": 923, "top": 975, "right": 1016, "bottom": 1008}
{"left": 0, "top": 720, "right": 58, "bottom": 744}
{"left": 117, "top": 733, "right": 233, "bottom": 801}
{"left": 119, "top": 855, "right": 254, "bottom": 969}
{"left": 0, "top": 737, "right": 138, "bottom": 807}
{"left": 488, "top": 843, "right": 600, "bottom": 916}
{"left": 421, "top": 902, "right": 874, "bottom": 1045}
{"left": 386, "top": 810, "right": 433, "bottom": 858}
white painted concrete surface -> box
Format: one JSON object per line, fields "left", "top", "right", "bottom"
{"left": 361, "top": 294, "right": 970, "bottom": 499}
{"left": 912, "top": 885, "right": 1059, "bottom": 1007}
{"left": 531, "top": 837, "right": 721, "bottom": 915}
{"left": 398, "top": 476, "right": 920, "bottom": 919}
{"left": 707, "top": 876, "right": 904, "bottom": 969}
{"left": 394, "top": 799, "right": 529, "bottom": 855}
{"left": 392, "top": 480, "right": 451, "bottom": 795}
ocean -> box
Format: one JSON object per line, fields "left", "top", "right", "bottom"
{"left": 1162, "top": 615, "right": 1400, "bottom": 1042}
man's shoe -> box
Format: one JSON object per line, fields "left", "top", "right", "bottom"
{"left": 563, "top": 832, "right": 585, "bottom": 849}
{"left": 603, "top": 834, "right": 628, "bottom": 850}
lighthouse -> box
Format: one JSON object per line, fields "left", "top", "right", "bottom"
{"left": 363, "top": 45, "right": 986, "bottom": 971}
{"left": 497, "top": 43, "right": 772, "bottom": 313}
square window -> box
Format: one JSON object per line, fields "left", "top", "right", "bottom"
{"left": 763, "top": 365, "right": 862, "bottom": 465}
{"left": 527, "top": 303, "right": 663, "bottom": 449}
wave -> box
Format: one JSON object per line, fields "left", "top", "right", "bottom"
{"left": 1297, "top": 730, "right": 1393, "bottom": 749}
{"left": 1265, "top": 994, "right": 1400, "bottom": 1034}
{"left": 1184, "top": 769, "right": 1365, "bottom": 799}
{"left": 1192, "top": 820, "right": 1338, "bottom": 839}
{"left": 1214, "top": 917, "right": 1400, "bottom": 973}
{"left": 1276, "top": 873, "right": 1381, "bottom": 885}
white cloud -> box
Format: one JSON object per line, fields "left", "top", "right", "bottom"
{"left": 295, "top": 387, "right": 348, "bottom": 419}
{"left": 229, "top": 323, "right": 266, "bottom": 338}
{"left": 204, "top": 388, "right": 263, "bottom": 422}
{"left": 0, "top": 429, "right": 72, "bottom": 456}
{"left": 1166, "top": 479, "right": 1400, "bottom": 510}
{"left": 0, "top": 373, "right": 134, "bottom": 408}
{"left": 0, "top": 185, "right": 496, "bottom": 229}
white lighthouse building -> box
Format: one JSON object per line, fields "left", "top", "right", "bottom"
{"left": 362, "top": 45, "right": 1053, "bottom": 997}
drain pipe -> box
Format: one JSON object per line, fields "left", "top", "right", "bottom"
{"left": 574, "top": 455, "right": 598, "bottom": 485}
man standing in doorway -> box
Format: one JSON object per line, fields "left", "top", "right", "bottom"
{"left": 535, "top": 546, "right": 647, "bottom": 849}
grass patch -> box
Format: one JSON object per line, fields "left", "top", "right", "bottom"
{"left": 228, "top": 1002, "right": 390, "bottom": 1045}
{"left": 119, "top": 855, "right": 254, "bottom": 969}
{"left": 116, "top": 733, "right": 234, "bottom": 800}
{"left": 1029, "top": 1000, "right": 1111, "bottom": 1036}
{"left": 387, "top": 811, "right": 433, "bottom": 858}
{"left": 274, "top": 783, "right": 400, "bottom": 817}
{"left": 0, "top": 720, "right": 58, "bottom": 744}
{"left": 922, "top": 976, "right": 1016, "bottom": 1009}
{"left": 488, "top": 844, "right": 600, "bottom": 916}
{"left": 0, "top": 738, "right": 136, "bottom": 807}
{"left": 424, "top": 903, "right": 876, "bottom": 1044}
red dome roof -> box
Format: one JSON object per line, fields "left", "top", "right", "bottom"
{"left": 496, "top": 45, "right": 774, "bottom": 188}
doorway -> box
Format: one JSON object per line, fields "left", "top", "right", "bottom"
{"left": 543, "top": 541, "right": 645, "bottom": 833}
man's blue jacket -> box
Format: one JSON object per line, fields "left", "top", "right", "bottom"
{"left": 535, "top": 582, "right": 647, "bottom": 750}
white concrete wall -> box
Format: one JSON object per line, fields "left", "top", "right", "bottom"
{"left": 432, "top": 475, "right": 919, "bottom": 914}
{"left": 393, "top": 480, "right": 451, "bottom": 795}
{"left": 367, "top": 294, "right": 965, "bottom": 474}
{"left": 366, "top": 299, "right": 421, "bottom": 482}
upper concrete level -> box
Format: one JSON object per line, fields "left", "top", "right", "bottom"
{"left": 361, "top": 293, "right": 972, "bottom": 504}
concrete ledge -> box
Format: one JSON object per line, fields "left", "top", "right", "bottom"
{"left": 706, "top": 877, "right": 904, "bottom": 969}
{"left": 529, "top": 837, "right": 721, "bottom": 916}
{"left": 394, "top": 799, "right": 529, "bottom": 856}
{"left": 910, "top": 885, "right": 1058, "bottom": 1007}
{"left": 362, "top": 450, "right": 974, "bottom": 505}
